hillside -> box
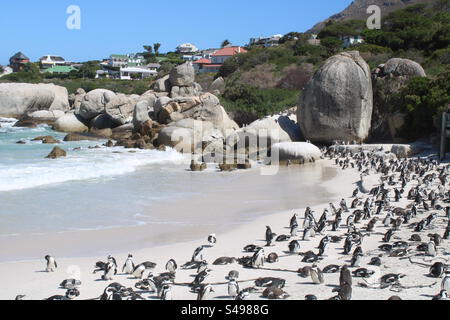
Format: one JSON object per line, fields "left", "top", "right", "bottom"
{"left": 307, "top": 0, "right": 438, "bottom": 33}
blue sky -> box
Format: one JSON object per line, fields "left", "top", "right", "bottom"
{"left": 0, "top": 0, "right": 353, "bottom": 65}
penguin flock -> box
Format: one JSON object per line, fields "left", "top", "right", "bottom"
{"left": 15, "top": 146, "right": 450, "bottom": 300}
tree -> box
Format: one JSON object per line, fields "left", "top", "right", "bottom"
{"left": 0, "top": 65, "right": 4, "bottom": 73}
{"left": 320, "top": 37, "right": 343, "bottom": 55}
{"left": 153, "top": 43, "right": 161, "bottom": 56}
{"left": 221, "top": 40, "right": 231, "bottom": 48}
{"left": 77, "top": 61, "right": 101, "bottom": 79}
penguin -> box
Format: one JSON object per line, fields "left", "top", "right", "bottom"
{"left": 236, "top": 290, "right": 249, "bottom": 300}
{"left": 352, "top": 268, "right": 375, "bottom": 278}
{"left": 192, "top": 246, "right": 205, "bottom": 262}
{"left": 290, "top": 213, "right": 298, "bottom": 229}
{"left": 122, "top": 254, "right": 135, "bottom": 274}
{"left": 228, "top": 280, "right": 239, "bottom": 298}
{"left": 192, "top": 269, "right": 211, "bottom": 287}
{"left": 429, "top": 262, "right": 447, "bottom": 278}
{"left": 302, "top": 227, "right": 312, "bottom": 241}
{"left": 60, "top": 279, "right": 82, "bottom": 289}
{"left": 266, "top": 253, "right": 279, "bottom": 263}
{"left": 208, "top": 234, "right": 217, "bottom": 246}
{"left": 265, "top": 227, "right": 277, "bottom": 247}
{"left": 45, "top": 255, "right": 57, "bottom": 272}
{"left": 262, "top": 287, "right": 289, "bottom": 299}
{"left": 323, "top": 265, "right": 340, "bottom": 273}
{"left": 251, "top": 248, "right": 265, "bottom": 268}
{"left": 132, "top": 262, "right": 156, "bottom": 279}
{"left": 290, "top": 223, "right": 299, "bottom": 237}
{"left": 350, "top": 253, "right": 362, "bottom": 268}
{"left": 160, "top": 283, "right": 173, "bottom": 300}
{"left": 166, "top": 259, "right": 178, "bottom": 273}
{"left": 227, "top": 270, "right": 239, "bottom": 281}
{"left": 383, "top": 229, "right": 394, "bottom": 243}
{"left": 427, "top": 241, "right": 437, "bottom": 257}
{"left": 310, "top": 266, "right": 324, "bottom": 284}
{"left": 340, "top": 199, "right": 349, "bottom": 212}
{"left": 340, "top": 265, "right": 352, "bottom": 287}
{"left": 197, "top": 284, "right": 215, "bottom": 301}
{"left": 243, "top": 244, "right": 261, "bottom": 253}
{"left": 432, "top": 290, "right": 448, "bottom": 301}
{"left": 288, "top": 240, "right": 301, "bottom": 254}
{"left": 305, "top": 295, "right": 318, "bottom": 300}
{"left": 335, "top": 283, "right": 352, "bottom": 300}
{"left": 346, "top": 215, "right": 355, "bottom": 227}
{"left": 442, "top": 274, "right": 450, "bottom": 292}
{"left": 102, "top": 261, "right": 117, "bottom": 281}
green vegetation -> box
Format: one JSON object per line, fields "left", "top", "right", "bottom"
{"left": 45, "top": 78, "right": 154, "bottom": 95}
{"left": 1, "top": 63, "right": 43, "bottom": 83}
{"left": 392, "top": 72, "right": 450, "bottom": 140}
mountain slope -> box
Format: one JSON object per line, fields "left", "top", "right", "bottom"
{"left": 307, "top": 0, "right": 438, "bottom": 33}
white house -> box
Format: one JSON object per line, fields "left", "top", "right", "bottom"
{"left": 39, "top": 55, "right": 67, "bottom": 69}
{"left": 249, "top": 34, "right": 283, "bottom": 48}
{"left": 340, "top": 35, "right": 365, "bottom": 48}
{"left": 176, "top": 43, "right": 198, "bottom": 54}
{"left": 120, "top": 67, "right": 157, "bottom": 80}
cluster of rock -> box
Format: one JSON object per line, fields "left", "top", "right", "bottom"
{"left": 298, "top": 52, "right": 427, "bottom": 144}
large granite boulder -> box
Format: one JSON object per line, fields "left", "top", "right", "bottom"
{"left": 46, "top": 147, "right": 67, "bottom": 159}
{"left": 170, "top": 63, "right": 195, "bottom": 87}
{"left": 271, "top": 142, "right": 322, "bottom": 163}
{"left": 209, "top": 77, "right": 225, "bottom": 95}
{"left": 298, "top": 51, "right": 373, "bottom": 144}
{"left": 133, "top": 100, "right": 151, "bottom": 130}
{"left": 170, "top": 85, "right": 199, "bottom": 98}
{"left": 371, "top": 58, "right": 426, "bottom": 142}
{"left": 236, "top": 115, "right": 302, "bottom": 148}
{"left": 158, "top": 119, "right": 219, "bottom": 152}
{"left": 27, "top": 110, "right": 65, "bottom": 121}
{"left": 53, "top": 113, "right": 89, "bottom": 133}
{"left": 77, "top": 89, "right": 116, "bottom": 121}
{"left": 69, "top": 88, "right": 86, "bottom": 113}
{"left": 154, "top": 75, "right": 171, "bottom": 93}
{"left": 105, "top": 93, "right": 137, "bottom": 125}
{"left": 0, "top": 83, "right": 69, "bottom": 117}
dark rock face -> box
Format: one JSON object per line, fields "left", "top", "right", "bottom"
{"left": 298, "top": 51, "right": 373, "bottom": 144}
{"left": 370, "top": 58, "right": 426, "bottom": 142}
{"left": 63, "top": 133, "right": 102, "bottom": 142}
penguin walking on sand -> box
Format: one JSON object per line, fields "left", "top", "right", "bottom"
{"left": 192, "top": 246, "right": 205, "bottom": 262}
{"left": 166, "top": 259, "right": 178, "bottom": 273}
{"left": 197, "top": 284, "right": 215, "bottom": 301}
{"left": 251, "top": 248, "right": 265, "bottom": 268}
{"left": 122, "top": 254, "right": 135, "bottom": 274}
{"left": 45, "top": 255, "right": 57, "bottom": 272}
{"left": 265, "top": 226, "right": 276, "bottom": 247}
{"left": 160, "top": 282, "right": 173, "bottom": 301}
{"left": 102, "top": 261, "right": 117, "bottom": 281}
{"left": 228, "top": 280, "right": 239, "bottom": 298}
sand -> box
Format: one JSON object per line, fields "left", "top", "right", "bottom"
{"left": 0, "top": 158, "right": 448, "bottom": 301}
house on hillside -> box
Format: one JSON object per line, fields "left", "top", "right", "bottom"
{"left": 193, "top": 46, "right": 247, "bottom": 73}
{"left": 176, "top": 43, "right": 198, "bottom": 54}
{"left": 249, "top": 34, "right": 283, "bottom": 48}
{"left": 119, "top": 66, "right": 157, "bottom": 80}
{"left": 39, "top": 55, "right": 67, "bottom": 69}
{"left": 109, "top": 54, "right": 129, "bottom": 68}
{"left": 9, "top": 52, "right": 30, "bottom": 72}
{"left": 339, "top": 35, "right": 364, "bottom": 48}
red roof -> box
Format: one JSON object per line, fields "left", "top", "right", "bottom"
{"left": 211, "top": 46, "right": 247, "bottom": 57}
{"left": 204, "top": 64, "right": 222, "bottom": 68}
{"left": 193, "top": 58, "right": 211, "bottom": 64}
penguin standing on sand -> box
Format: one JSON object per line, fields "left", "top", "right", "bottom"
{"left": 122, "top": 254, "right": 135, "bottom": 274}
{"left": 197, "top": 284, "right": 215, "bottom": 301}
{"left": 265, "top": 226, "right": 276, "bottom": 246}
{"left": 252, "top": 248, "right": 265, "bottom": 268}
{"left": 45, "top": 255, "right": 57, "bottom": 272}
{"left": 102, "top": 261, "right": 117, "bottom": 281}
{"left": 192, "top": 246, "right": 205, "bottom": 262}
{"left": 160, "top": 282, "right": 173, "bottom": 301}
{"left": 166, "top": 259, "right": 178, "bottom": 273}
{"left": 228, "top": 280, "right": 239, "bottom": 298}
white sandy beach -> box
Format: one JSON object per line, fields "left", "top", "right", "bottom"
{"left": 0, "top": 158, "right": 448, "bottom": 301}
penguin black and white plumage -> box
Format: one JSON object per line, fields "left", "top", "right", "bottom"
{"left": 340, "top": 265, "right": 352, "bottom": 287}
{"left": 432, "top": 290, "right": 448, "bottom": 301}
{"left": 383, "top": 229, "right": 394, "bottom": 243}
{"left": 45, "top": 255, "right": 57, "bottom": 272}
{"left": 160, "top": 283, "right": 173, "bottom": 301}
{"left": 427, "top": 241, "right": 437, "bottom": 257}
{"left": 192, "top": 246, "right": 205, "bottom": 262}
{"left": 227, "top": 270, "right": 239, "bottom": 281}
{"left": 102, "top": 261, "right": 117, "bottom": 281}
{"left": 262, "top": 287, "right": 289, "bottom": 300}
{"left": 166, "top": 259, "right": 178, "bottom": 273}
{"left": 235, "top": 290, "right": 249, "bottom": 300}
{"left": 208, "top": 234, "right": 217, "bottom": 246}
{"left": 197, "top": 284, "right": 214, "bottom": 301}
{"left": 276, "top": 234, "right": 291, "bottom": 242}
{"left": 429, "top": 262, "right": 447, "bottom": 278}
{"left": 352, "top": 268, "right": 375, "bottom": 278}
{"left": 251, "top": 248, "right": 265, "bottom": 268}
{"left": 310, "top": 266, "right": 324, "bottom": 284}
{"left": 192, "top": 269, "right": 211, "bottom": 288}
{"left": 132, "top": 262, "right": 156, "bottom": 279}
{"left": 290, "top": 223, "right": 299, "bottom": 237}
{"left": 122, "top": 254, "right": 135, "bottom": 274}
{"left": 255, "top": 277, "right": 286, "bottom": 289}
{"left": 266, "top": 252, "right": 279, "bottom": 264}
{"left": 46, "top": 289, "right": 80, "bottom": 301}
{"left": 265, "top": 226, "right": 276, "bottom": 247}
{"left": 60, "top": 279, "right": 81, "bottom": 289}
{"left": 290, "top": 214, "right": 298, "bottom": 229}
{"left": 228, "top": 280, "right": 239, "bottom": 298}
{"left": 442, "top": 275, "right": 450, "bottom": 292}
{"left": 323, "top": 265, "right": 340, "bottom": 273}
